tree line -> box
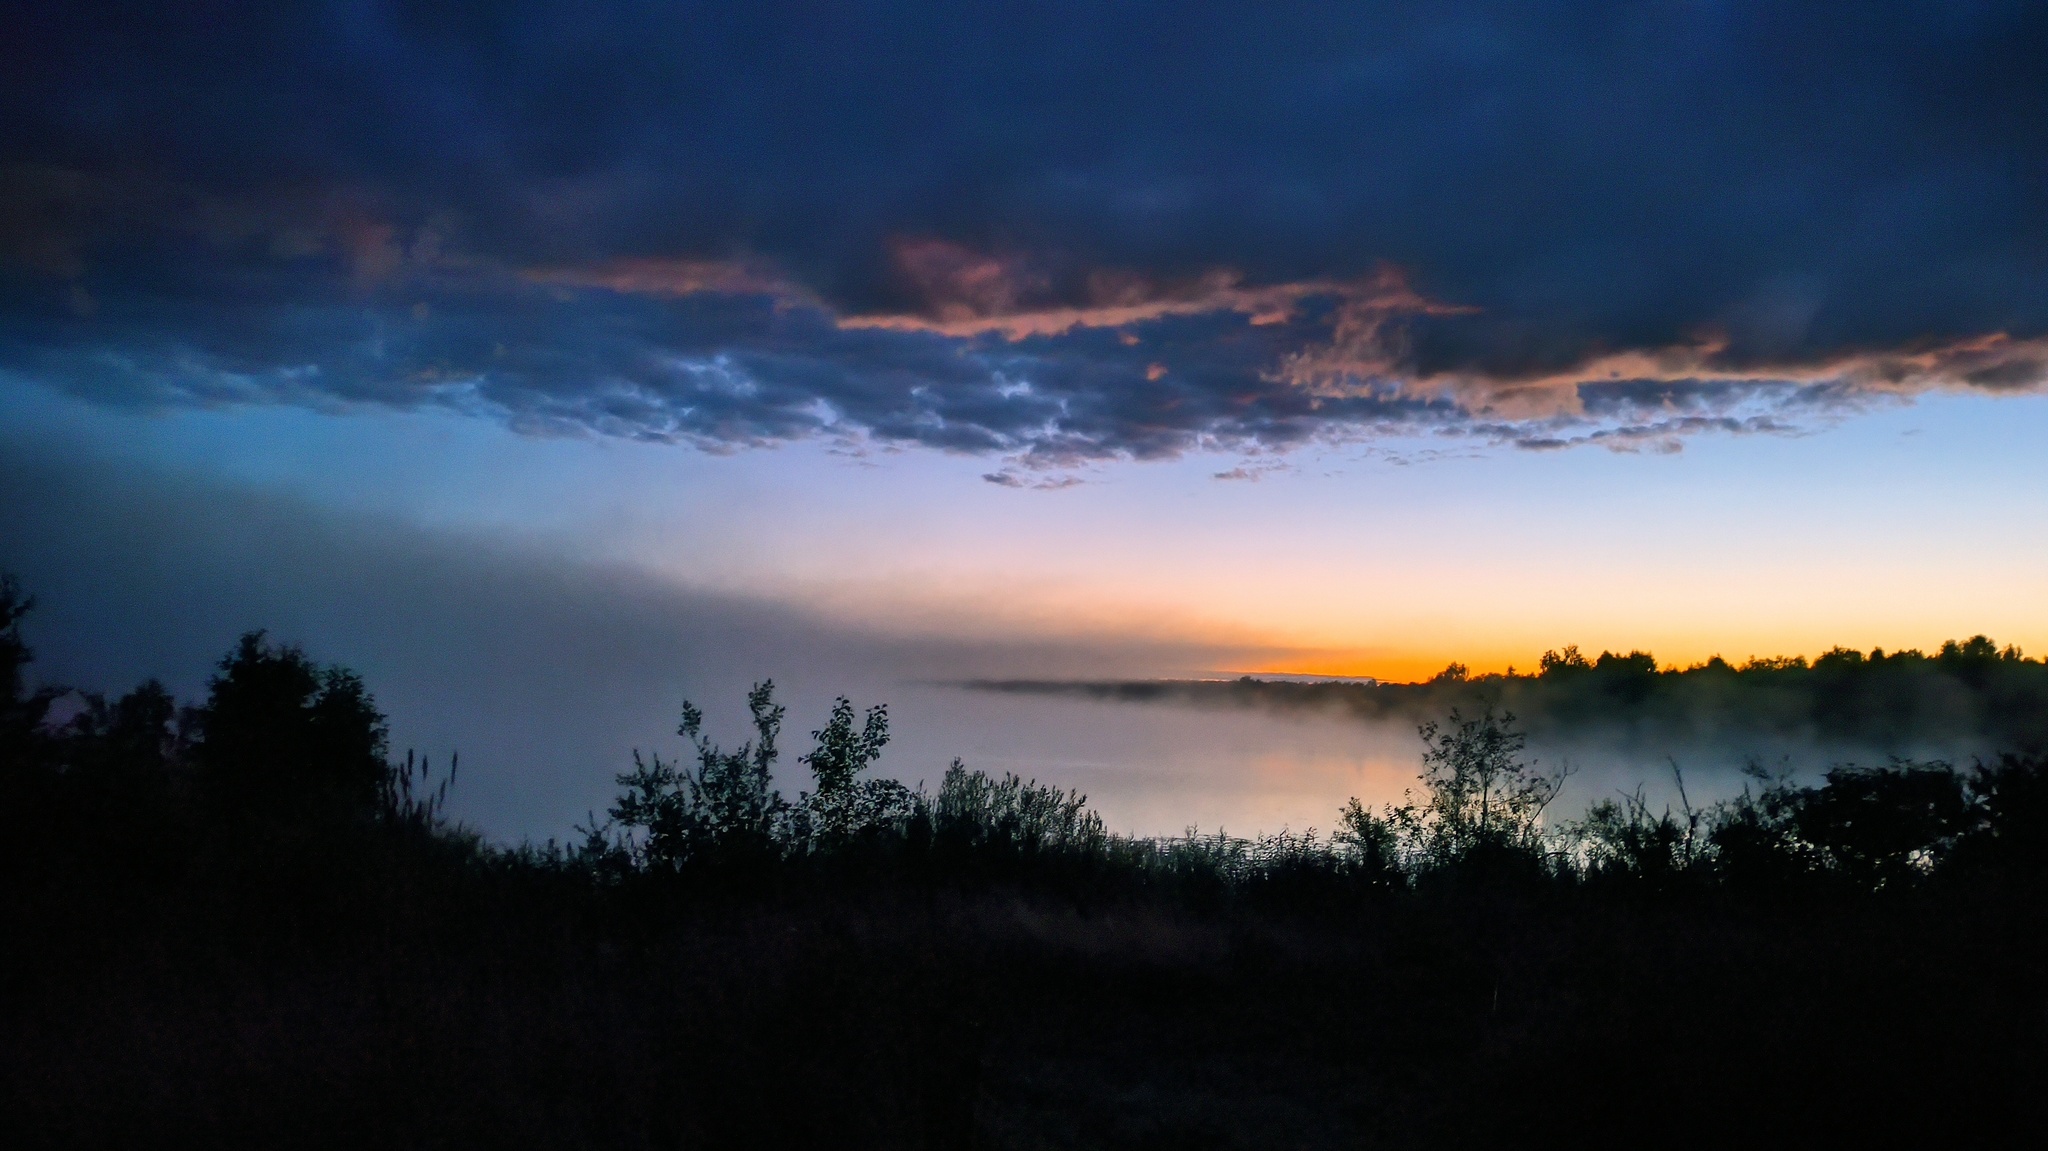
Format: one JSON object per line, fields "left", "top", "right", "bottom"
{"left": 980, "top": 634, "right": 2048, "bottom": 753}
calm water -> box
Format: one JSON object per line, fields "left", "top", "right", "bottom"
{"left": 429, "top": 672, "right": 1973, "bottom": 844}
{"left": 871, "top": 684, "right": 1866, "bottom": 839}
{"left": 880, "top": 684, "right": 1425, "bottom": 837}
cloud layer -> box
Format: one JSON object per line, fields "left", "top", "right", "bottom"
{"left": 5, "top": 1, "right": 2047, "bottom": 465}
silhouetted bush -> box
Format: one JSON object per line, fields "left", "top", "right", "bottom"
{"left": 606, "top": 680, "right": 791, "bottom": 871}
{"left": 1568, "top": 761, "right": 1707, "bottom": 888}
{"left": 6, "top": 574, "right": 2048, "bottom": 1149}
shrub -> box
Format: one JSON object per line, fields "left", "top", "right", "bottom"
{"left": 607, "top": 681, "right": 790, "bottom": 869}
{"left": 1568, "top": 763, "right": 1706, "bottom": 886}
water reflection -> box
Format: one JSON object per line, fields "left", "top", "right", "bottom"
{"left": 881, "top": 684, "right": 1419, "bottom": 836}
{"left": 878, "top": 684, "right": 1987, "bottom": 839}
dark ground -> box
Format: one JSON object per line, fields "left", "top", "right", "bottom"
{"left": 7, "top": 859, "right": 2044, "bottom": 1150}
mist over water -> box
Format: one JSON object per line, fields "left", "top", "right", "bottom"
{"left": 4, "top": 424, "right": 2029, "bottom": 845}
{"left": 900, "top": 686, "right": 2004, "bottom": 839}
{"left": 6, "top": 431, "right": 1422, "bottom": 841}
{"left": 879, "top": 685, "right": 1419, "bottom": 836}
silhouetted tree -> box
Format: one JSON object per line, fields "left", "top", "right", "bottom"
{"left": 62, "top": 680, "right": 182, "bottom": 783}
{"left": 0, "top": 575, "right": 63, "bottom": 774}
{"left": 793, "top": 695, "right": 919, "bottom": 850}
{"left": 1412, "top": 708, "right": 1567, "bottom": 869}
{"left": 801, "top": 695, "right": 889, "bottom": 794}
{"left": 1538, "top": 644, "right": 1590, "bottom": 676}
{"left": 193, "top": 631, "right": 389, "bottom": 826}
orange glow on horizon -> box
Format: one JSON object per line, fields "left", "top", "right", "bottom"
{"left": 1234, "top": 630, "right": 2044, "bottom": 686}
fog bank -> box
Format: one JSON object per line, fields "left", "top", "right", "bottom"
{"left": 0, "top": 436, "right": 1269, "bottom": 840}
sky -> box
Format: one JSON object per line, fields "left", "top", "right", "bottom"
{"left": 5, "top": 2, "right": 2048, "bottom": 836}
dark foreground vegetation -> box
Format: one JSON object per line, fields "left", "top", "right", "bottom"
{"left": 978, "top": 636, "right": 2048, "bottom": 751}
{"left": 5, "top": 577, "right": 2046, "bottom": 1149}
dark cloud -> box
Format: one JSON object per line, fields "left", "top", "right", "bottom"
{"left": 5, "top": 1, "right": 2047, "bottom": 464}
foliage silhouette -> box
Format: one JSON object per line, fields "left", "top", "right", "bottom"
{"left": 190, "top": 631, "right": 392, "bottom": 834}
{"left": 606, "top": 680, "right": 790, "bottom": 870}
{"left": 792, "top": 694, "right": 916, "bottom": 852}
{"left": 1567, "top": 760, "right": 1706, "bottom": 887}
{"left": 4, "top": 574, "right": 2048, "bottom": 1149}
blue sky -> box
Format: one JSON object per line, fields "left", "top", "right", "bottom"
{"left": 9, "top": 365, "right": 2046, "bottom": 681}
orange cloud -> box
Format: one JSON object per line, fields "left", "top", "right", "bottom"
{"left": 521, "top": 240, "right": 2048, "bottom": 428}
{"left": 1280, "top": 315, "right": 2048, "bottom": 422}
{"left": 835, "top": 238, "right": 1471, "bottom": 340}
